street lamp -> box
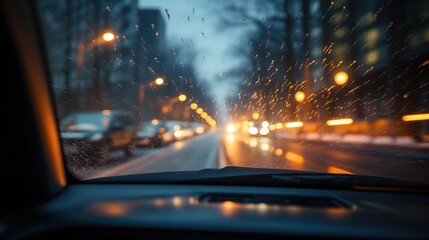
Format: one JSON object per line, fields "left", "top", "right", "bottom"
{"left": 137, "top": 77, "right": 165, "bottom": 120}
{"left": 190, "top": 103, "right": 198, "bottom": 110}
{"left": 334, "top": 71, "right": 349, "bottom": 85}
{"left": 252, "top": 112, "right": 260, "bottom": 120}
{"left": 138, "top": 77, "right": 165, "bottom": 104}
{"left": 75, "top": 31, "right": 115, "bottom": 108}
{"left": 154, "top": 77, "right": 164, "bottom": 86}
{"left": 178, "top": 94, "right": 187, "bottom": 102}
{"left": 295, "top": 91, "right": 305, "bottom": 103}
{"left": 196, "top": 108, "right": 204, "bottom": 114}
{"left": 162, "top": 94, "right": 188, "bottom": 114}
{"left": 294, "top": 90, "right": 306, "bottom": 121}
{"left": 201, "top": 112, "right": 208, "bottom": 119}
{"left": 102, "top": 32, "right": 115, "bottom": 41}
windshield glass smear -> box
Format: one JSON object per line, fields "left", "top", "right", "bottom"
{"left": 36, "top": 0, "right": 429, "bottom": 185}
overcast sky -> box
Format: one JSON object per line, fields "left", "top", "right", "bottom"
{"left": 139, "top": 0, "right": 254, "bottom": 121}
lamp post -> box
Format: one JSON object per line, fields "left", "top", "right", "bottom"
{"left": 329, "top": 71, "right": 349, "bottom": 119}
{"left": 334, "top": 71, "right": 349, "bottom": 86}
{"left": 162, "top": 94, "right": 187, "bottom": 116}
{"left": 294, "top": 90, "right": 306, "bottom": 122}
{"left": 75, "top": 32, "right": 115, "bottom": 109}
{"left": 138, "top": 77, "right": 165, "bottom": 104}
{"left": 136, "top": 77, "right": 165, "bottom": 121}
{"left": 294, "top": 91, "right": 305, "bottom": 103}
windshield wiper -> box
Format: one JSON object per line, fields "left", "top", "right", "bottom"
{"left": 86, "top": 166, "right": 429, "bottom": 192}
{"left": 270, "top": 174, "right": 428, "bottom": 190}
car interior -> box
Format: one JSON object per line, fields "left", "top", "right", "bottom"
{"left": 1, "top": 1, "right": 429, "bottom": 240}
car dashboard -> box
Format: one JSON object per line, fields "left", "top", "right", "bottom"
{"left": 4, "top": 183, "right": 429, "bottom": 240}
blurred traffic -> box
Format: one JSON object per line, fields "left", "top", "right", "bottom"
{"left": 37, "top": 0, "right": 429, "bottom": 183}
{"left": 61, "top": 109, "right": 213, "bottom": 166}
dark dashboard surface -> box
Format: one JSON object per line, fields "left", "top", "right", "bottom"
{"left": 4, "top": 184, "right": 429, "bottom": 239}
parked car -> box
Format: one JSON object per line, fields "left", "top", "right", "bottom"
{"left": 60, "top": 110, "right": 137, "bottom": 163}
{"left": 247, "top": 120, "right": 271, "bottom": 137}
{"left": 167, "top": 121, "right": 195, "bottom": 141}
{"left": 136, "top": 120, "right": 165, "bottom": 147}
{"left": 159, "top": 121, "right": 176, "bottom": 144}
{"left": 5, "top": 1, "right": 429, "bottom": 240}
{"left": 192, "top": 122, "right": 206, "bottom": 135}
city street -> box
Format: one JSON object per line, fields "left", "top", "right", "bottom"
{"left": 75, "top": 131, "right": 222, "bottom": 179}
{"left": 74, "top": 131, "right": 429, "bottom": 184}
{"left": 222, "top": 133, "right": 429, "bottom": 184}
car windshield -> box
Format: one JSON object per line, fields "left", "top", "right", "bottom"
{"left": 36, "top": 0, "right": 429, "bottom": 185}
{"left": 60, "top": 112, "right": 111, "bottom": 131}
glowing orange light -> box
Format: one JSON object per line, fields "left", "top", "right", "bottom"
{"left": 285, "top": 121, "right": 304, "bottom": 128}
{"left": 153, "top": 198, "right": 165, "bottom": 207}
{"left": 102, "top": 110, "right": 111, "bottom": 115}
{"left": 172, "top": 197, "right": 183, "bottom": 207}
{"left": 154, "top": 77, "right": 164, "bottom": 85}
{"left": 221, "top": 201, "right": 237, "bottom": 217}
{"left": 256, "top": 203, "right": 269, "bottom": 213}
{"left": 152, "top": 119, "right": 159, "bottom": 125}
{"left": 102, "top": 32, "right": 115, "bottom": 41}
{"left": 195, "top": 126, "right": 205, "bottom": 134}
{"left": 334, "top": 71, "right": 349, "bottom": 85}
{"left": 94, "top": 203, "right": 127, "bottom": 216}
{"left": 162, "top": 106, "right": 169, "bottom": 113}
{"left": 285, "top": 152, "right": 304, "bottom": 164}
{"left": 275, "top": 149, "right": 283, "bottom": 156}
{"left": 327, "top": 166, "right": 353, "bottom": 174}
{"left": 249, "top": 138, "right": 258, "bottom": 147}
{"left": 190, "top": 103, "right": 198, "bottom": 110}
{"left": 402, "top": 113, "right": 429, "bottom": 122}
{"left": 178, "top": 94, "right": 187, "bottom": 102}
{"left": 326, "top": 118, "right": 353, "bottom": 126}
{"left": 295, "top": 91, "right": 305, "bottom": 102}
{"left": 261, "top": 143, "right": 269, "bottom": 151}
{"left": 252, "top": 112, "right": 260, "bottom": 120}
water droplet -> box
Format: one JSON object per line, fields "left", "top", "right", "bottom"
{"left": 164, "top": 9, "right": 170, "bottom": 20}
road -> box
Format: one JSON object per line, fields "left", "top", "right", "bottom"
{"left": 222, "top": 133, "right": 429, "bottom": 184}
{"left": 72, "top": 131, "right": 429, "bottom": 184}
{"left": 74, "top": 131, "right": 222, "bottom": 179}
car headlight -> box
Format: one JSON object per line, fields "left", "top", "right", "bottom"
{"left": 88, "top": 133, "right": 103, "bottom": 141}
{"left": 259, "top": 127, "right": 269, "bottom": 135}
{"left": 174, "top": 130, "right": 183, "bottom": 137}
{"left": 226, "top": 123, "right": 236, "bottom": 133}
{"left": 248, "top": 127, "right": 258, "bottom": 135}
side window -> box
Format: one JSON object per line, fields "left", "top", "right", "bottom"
{"left": 111, "top": 116, "right": 125, "bottom": 129}
{"left": 115, "top": 114, "right": 134, "bottom": 127}
{"left": 123, "top": 115, "right": 135, "bottom": 126}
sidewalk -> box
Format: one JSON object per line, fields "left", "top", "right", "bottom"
{"left": 275, "top": 132, "right": 429, "bottom": 152}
